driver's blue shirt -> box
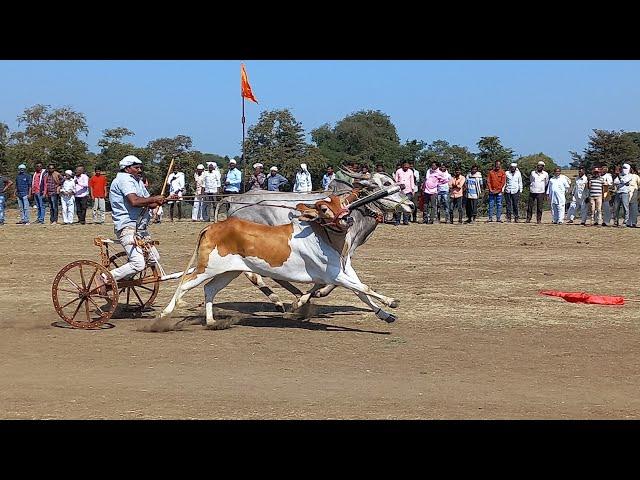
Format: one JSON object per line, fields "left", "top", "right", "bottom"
{"left": 109, "top": 172, "right": 151, "bottom": 231}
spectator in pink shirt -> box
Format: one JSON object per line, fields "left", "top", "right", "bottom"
{"left": 422, "top": 161, "right": 450, "bottom": 224}
{"left": 394, "top": 161, "right": 416, "bottom": 225}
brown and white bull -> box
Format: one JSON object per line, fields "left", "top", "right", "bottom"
{"left": 152, "top": 194, "right": 399, "bottom": 331}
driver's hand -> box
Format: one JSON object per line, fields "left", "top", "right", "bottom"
{"left": 151, "top": 195, "right": 166, "bottom": 205}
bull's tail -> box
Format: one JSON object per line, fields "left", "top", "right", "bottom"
{"left": 175, "top": 225, "right": 209, "bottom": 292}
{"left": 213, "top": 198, "right": 228, "bottom": 223}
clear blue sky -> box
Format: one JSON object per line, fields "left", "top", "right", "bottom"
{"left": 2, "top": 60, "right": 640, "bottom": 165}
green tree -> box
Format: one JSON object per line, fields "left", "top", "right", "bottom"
{"left": 8, "top": 104, "right": 89, "bottom": 172}
{"left": 572, "top": 129, "right": 640, "bottom": 171}
{"left": 419, "top": 140, "right": 476, "bottom": 174}
{"left": 0, "top": 122, "right": 9, "bottom": 174}
{"left": 245, "top": 109, "right": 328, "bottom": 189}
{"left": 311, "top": 110, "right": 403, "bottom": 173}
{"left": 476, "top": 136, "right": 514, "bottom": 172}
{"left": 516, "top": 153, "right": 559, "bottom": 177}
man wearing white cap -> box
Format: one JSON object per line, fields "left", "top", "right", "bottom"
{"left": 267, "top": 166, "right": 289, "bottom": 191}
{"left": 293, "top": 163, "right": 312, "bottom": 193}
{"left": 224, "top": 159, "right": 242, "bottom": 194}
{"left": 612, "top": 163, "right": 632, "bottom": 227}
{"left": 504, "top": 162, "right": 523, "bottom": 222}
{"left": 248, "top": 163, "right": 266, "bottom": 190}
{"left": 526, "top": 161, "right": 549, "bottom": 224}
{"left": 192, "top": 164, "right": 205, "bottom": 221}
{"left": 15, "top": 164, "right": 32, "bottom": 224}
{"left": 60, "top": 170, "right": 76, "bottom": 225}
{"left": 105, "top": 155, "right": 165, "bottom": 284}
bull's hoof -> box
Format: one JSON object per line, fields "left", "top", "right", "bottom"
{"left": 383, "top": 314, "right": 397, "bottom": 323}
{"left": 275, "top": 303, "right": 286, "bottom": 313}
{"left": 389, "top": 299, "right": 399, "bottom": 308}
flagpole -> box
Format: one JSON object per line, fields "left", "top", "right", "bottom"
{"left": 241, "top": 95, "right": 246, "bottom": 193}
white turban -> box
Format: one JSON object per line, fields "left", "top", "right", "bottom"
{"left": 253, "top": 163, "right": 263, "bottom": 169}
{"left": 300, "top": 163, "right": 308, "bottom": 171}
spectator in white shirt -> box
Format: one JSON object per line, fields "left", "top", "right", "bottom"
{"left": 526, "top": 161, "right": 549, "bottom": 224}
{"left": 202, "top": 162, "right": 221, "bottom": 221}
{"left": 192, "top": 164, "right": 205, "bottom": 221}
{"left": 166, "top": 164, "right": 185, "bottom": 222}
{"left": 567, "top": 166, "right": 589, "bottom": 225}
{"left": 546, "top": 167, "right": 571, "bottom": 224}
{"left": 293, "top": 163, "right": 313, "bottom": 193}
{"left": 504, "top": 162, "right": 523, "bottom": 223}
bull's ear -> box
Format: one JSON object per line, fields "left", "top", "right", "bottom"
{"left": 295, "top": 202, "right": 317, "bottom": 211}
{"left": 297, "top": 209, "right": 319, "bottom": 222}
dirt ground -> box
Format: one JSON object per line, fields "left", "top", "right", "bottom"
{"left": 1, "top": 209, "right": 639, "bottom": 419}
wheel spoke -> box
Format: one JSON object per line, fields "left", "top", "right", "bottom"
{"left": 126, "top": 288, "right": 131, "bottom": 305}
{"left": 131, "top": 287, "right": 145, "bottom": 306}
{"left": 87, "top": 267, "right": 98, "bottom": 293}
{"left": 63, "top": 274, "right": 83, "bottom": 292}
{"left": 84, "top": 295, "right": 91, "bottom": 321}
{"left": 70, "top": 297, "right": 86, "bottom": 321}
{"left": 86, "top": 295, "right": 105, "bottom": 315}
{"left": 136, "top": 285, "right": 155, "bottom": 293}
{"left": 79, "top": 263, "right": 87, "bottom": 289}
{"left": 57, "top": 287, "right": 83, "bottom": 295}
{"left": 60, "top": 296, "right": 81, "bottom": 309}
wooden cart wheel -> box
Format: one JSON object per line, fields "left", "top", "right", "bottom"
{"left": 108, "top": 252, "right": 160, "bottom": 312}
{"left": 52, "top": 260, "right": 119, "bottom": 329}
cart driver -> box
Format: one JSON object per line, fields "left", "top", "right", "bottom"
{"left": 98, "top": 155, "right": 166, "bottom": 290}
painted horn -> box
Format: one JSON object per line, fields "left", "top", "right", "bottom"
{"left": 347, "top": 186, "right": 401, "bottom": 211}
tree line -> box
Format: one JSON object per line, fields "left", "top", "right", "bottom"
{"left": 2, "top": 103, "right": 639, "bottom": 196}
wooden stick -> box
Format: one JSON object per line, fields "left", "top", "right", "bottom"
{"left": 152, "top": 158, "right": 175, "bottom": 222}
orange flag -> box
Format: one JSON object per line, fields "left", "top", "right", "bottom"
{"left": 241, "top": 63, "right": 258, "bottom": 104}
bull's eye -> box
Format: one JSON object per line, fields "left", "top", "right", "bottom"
{"left": 383, "top": 181, "right": 391, "bottom": 186}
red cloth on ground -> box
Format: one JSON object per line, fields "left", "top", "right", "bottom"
{"left": 539, "top": 290, "right": 624, "bottom": 305}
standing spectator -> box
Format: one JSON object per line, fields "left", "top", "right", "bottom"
{"left": 166, "top": 164, "right": 185, "bottom": 221}
{"left": 192, "top": 164, "right": 206, "bottom": 221}
{"left": 15, "top": 164, "right": 32, "bottom": 225}
{"left": 449, "top": 167, "right": 465, "bottom": 224}
{"left": 248, "top": 163, "right": 266, "bottom": 191}
{"left": 293, "top": 163, "right": 313, "bottom": 193}
{"left": 31, "top": 162, "right": 47, "bottom": 224}
{"left": 202, "top": 162, "right": 221, "bottom": 221}
{"left": 394, "top": 161, "right": 416, "bottom": 225}
{"left": 375, "top": 163, "right": 385, "bottom": 174}
{"left": 600, "top": 165, "right": 613, "bottom": 226}
{"left": 422, "top": 162, "right": 446, "bottom": 224}
{"left": 504, "top": 162, "right": 523, "bottom": 223}
{"left": 73, "top": 165, "right": 90, "bottom": 225}
{"left": 359, "top": 164, "right": 372, "bottom": 179}
{"left": 588, "top": 167, "right": 604, "bottom": 226}
{"left": 335, "top": 162, "right": 357, "bottom": 183}
{"left": 223, "top": 159, "right": 242, "bottom": 194}
{"left": 322, "top": 166, "right": 336, "bottom": 191}
{"left": 546, "top": 167, "right": 571, "bottom": 224}
{"left": 567, "top": 166, "right": 589, "bottom": 225}
{"left": 436, "top": 164, "right": 452, "bottom": 223}
{"left": 464, "top": 164, "right": 483, "bottom": 223}
{"left": 89, "top": 166, "right": 108, "bottom": 224}
{"left": 612, "top": 163, "right": 632, "bottom": 227}
{"left": 409, "top": 162, "right": 420, "bottom": 222}
{"left": 267, "top": 166, "right": 289, "bottom": 192}
{"left": 60, "top": 170, "right": 76, "bottom": 225}
{"left": 627, "top": 165, "right": 640, "bottom": 227}
{"left": 43, "top": 164, "right": 62, "bottom": 225}
{"left": 526, "top": 161, "right": 549, "bottom": 224}
{"left": 487, "top": 160, "right": 506, "bottom": 222}
{"left": 0, "top": 172, "right": 14, "bottom": 226}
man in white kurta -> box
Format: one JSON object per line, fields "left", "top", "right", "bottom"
{"left": 546, "top": 168, "right": 571, "bottom": 224}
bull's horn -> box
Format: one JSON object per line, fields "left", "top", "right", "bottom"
{"left": 347, "top": 185, "right": 401, "bottom": 211}
{"left": 339, "top": 165, "right": 369, "bottom": 180}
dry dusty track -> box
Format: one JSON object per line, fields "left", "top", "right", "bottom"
{"left": 1, "top": 211, "right": 639, "bottom": 419}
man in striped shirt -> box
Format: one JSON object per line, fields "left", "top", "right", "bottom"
{"left": 588, "top": 167, "right": 604, "bottom": 226}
